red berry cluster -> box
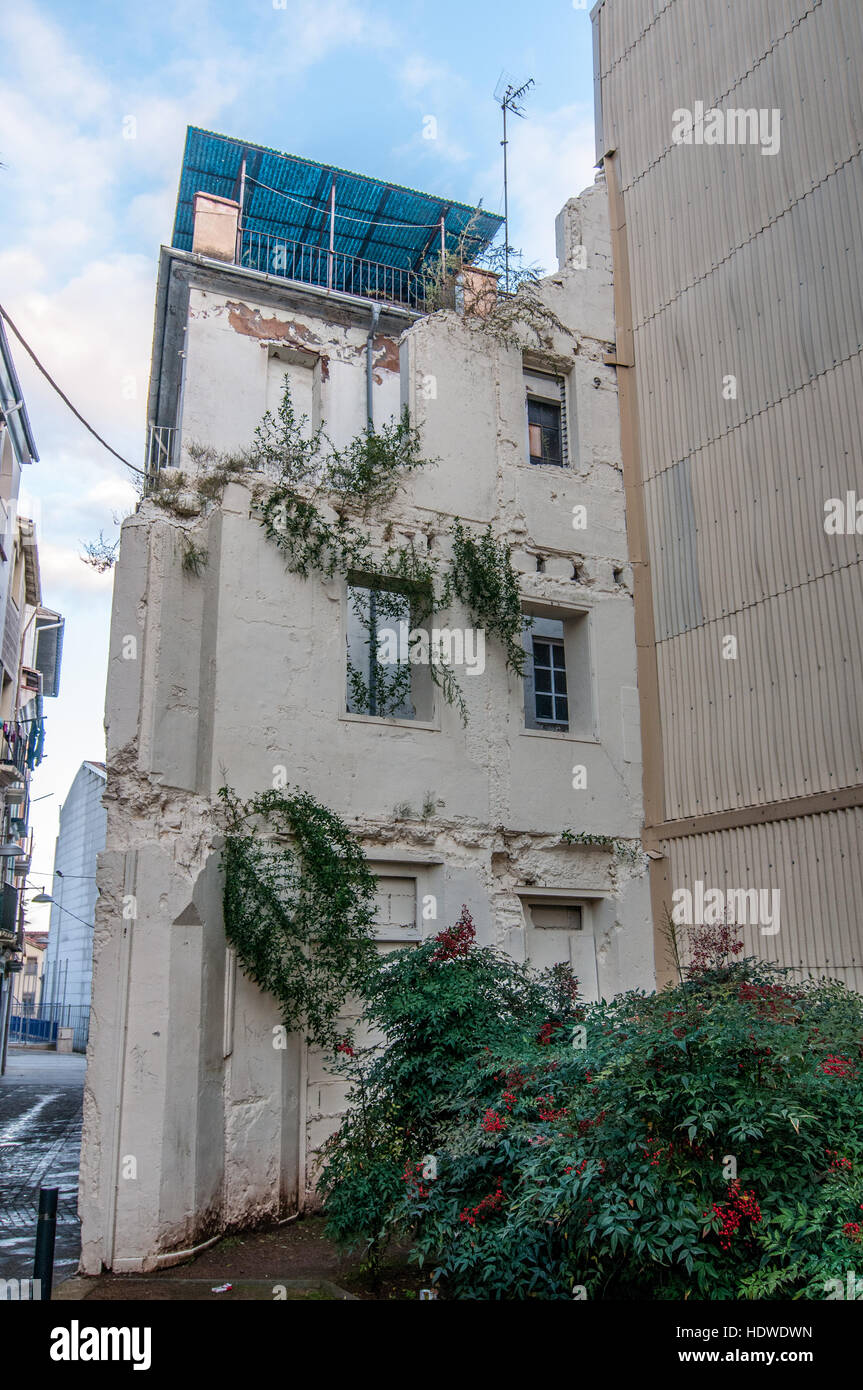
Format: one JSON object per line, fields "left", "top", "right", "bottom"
{"left": 704, "top": 1182, "right": 762, "bottom": 1252}
{"left": 335, "top": 1039, "right": 355, "bottom": 1057}
{"left": 431, "top": 905, "right": 475, "bottom": 961}
{"left": 826, "top": 1148, "right": 853, "bottom": 1172}
{"left": 536, "top": 1094, "right": 567, "bottom": 1122}
{"left": 643, "top": 1136, "right": 667, "bottom": 1167}
{"left": 577, "top": 1109, "right": 606, "bottom": 1137}
{"left": 842, "top": 1222, "right": 862, "bottom": 1242}
{"left": 821, "top": 1054, "right": 857, "bottom": 1078}
{"left": 537, "top": 1020, "right": 564, "bottom": 1045}
{"left": 564, "top": 1159, "right": 588, "bottom": 1177}
{"left": 402, "top": 1161, "right": 429, "bottom": 1199}
{"left": 482, "top": 1109, "right": 506, "bottom": 1133}
{"left": 737, "top": 981, "right": 796, "bottom": 1017}
{"left": 459, "top": 1184, "right": 504, "bottom": 1227}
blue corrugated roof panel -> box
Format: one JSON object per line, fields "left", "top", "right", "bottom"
{"left": 172, "top": 127, "right": 503, "bottom": 274}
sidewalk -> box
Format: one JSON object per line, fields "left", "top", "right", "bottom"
{"left": 52, "top": 1216, "right": 423, "bottom": 1300}
{"left": 0, "top": 1048, "right": 86, "bottom": 1284}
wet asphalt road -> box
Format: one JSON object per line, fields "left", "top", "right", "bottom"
{"left": 0, "top": 1049, "right": 85, "bottom": 1286}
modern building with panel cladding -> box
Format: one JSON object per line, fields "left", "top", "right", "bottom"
{"left": 591, "top": 0, "right": 863, "bottom": 988}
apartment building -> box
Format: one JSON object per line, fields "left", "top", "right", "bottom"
{"left": 591, "top": 0, "right": 863, "bottom": 986}
{"left": 41, "top": 760, "right": 107, "bottom": 1015}
{"left": 0, "top": 317, "right": 65, "bottom": 1069}
{"left": 79, "top": 128, "right": 652, "bottom": 1271}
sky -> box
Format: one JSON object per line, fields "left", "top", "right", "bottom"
{"left": 0, "top": 0, "right": 597, "bottom": 930}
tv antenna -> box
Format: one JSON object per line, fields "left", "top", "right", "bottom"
{"left": 493, "top": 72, "right": 535, "bottom": 293}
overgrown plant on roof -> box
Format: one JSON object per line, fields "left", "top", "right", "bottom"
{"left": 422, "top": 215, "right": 568, "bottom": 348}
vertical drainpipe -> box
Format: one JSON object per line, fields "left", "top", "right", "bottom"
{"left": 366, "top": 303, "right": 380, "bottom": 435}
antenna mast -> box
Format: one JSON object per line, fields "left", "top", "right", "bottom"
{"left": 494, "top": 73, "right": 535, "bottom": 294}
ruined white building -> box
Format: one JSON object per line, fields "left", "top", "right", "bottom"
{"left": 79, "top": 129, "right": 653, "bottom": 1272}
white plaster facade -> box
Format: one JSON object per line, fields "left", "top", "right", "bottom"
{"left": 79, "top": 175, "right": 654, "bottom": 1272}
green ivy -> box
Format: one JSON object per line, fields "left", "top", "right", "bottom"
{"left": 169, "top": 382, "right": 531, "bottom": 722}
{"left": 219, "top": 785, "right": 379, "bottom": 1048}
{"left": 560, "top": 829, "right": 645, "bottom": 864}
{"left": 444, "top": 519, "right": 527, "bottom": 674}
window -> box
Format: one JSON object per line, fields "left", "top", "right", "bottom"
{"left": 524, "top": 369, "right": 567, "bottom": 467}
{"left": 345, "top": 580, "right": 434, "bottom": 721}
{"left": 266, "top": 347, "right": 321, "bottom": 446}
{"left": 373, "top": 877, "right": 420, "bottom": 944}
{"left": 527, "top": 397, "right": 562, "bottom": 466}
{"left": 523, "top": 617, "right": 569, "bottom": 732}
{"left": 531, "top": 635, "right": 568, "bottom": 727}
{"left": 522, "top": 607, "right": 594, "bottom": 738}
{"left": 530, "top": 904, "right": 583, "bottom": 933}
{"left": 522, "top": 896, "right": 600, "bottom": 1001}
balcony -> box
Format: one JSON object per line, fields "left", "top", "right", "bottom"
{"left": 173, "top": 128, "right": 503, "bottom": 316}
{"left": 0, "top": 880, "right": 19, "bottom": 939}
{"left": 238, "top": 229, "right": 427, "bottom": 311}
{"left": 145, "top": 424, "right": 178, "bottom": 490}
{"left": 0, "top": 723, "right": 27, "bottom": 787}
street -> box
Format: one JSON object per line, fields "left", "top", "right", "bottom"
{"left": 0, "top": 1049, "right": 85, "bottom": 1285}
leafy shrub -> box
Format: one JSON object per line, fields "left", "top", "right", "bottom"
{"left": 318, "top": 907, "right": 580, "bottom": 1268}
{"left": 321, "top": 918, "right": 863, "bottom": 1299}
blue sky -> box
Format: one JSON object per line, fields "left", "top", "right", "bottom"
{"left": 0, "top": 0, "right": 597, "bottom": 925}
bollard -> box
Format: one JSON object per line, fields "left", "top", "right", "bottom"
{"left": 33, "top": 1187, "right": 59, "bottom": 1300}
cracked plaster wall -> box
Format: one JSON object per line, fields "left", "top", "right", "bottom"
{"left": 79, "top": 178, "right": 654, "bottom": 1272}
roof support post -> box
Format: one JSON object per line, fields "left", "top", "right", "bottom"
{"left": 235, "top": 158, "right": 247, "bottom": 264}
{"left": 327, "top": 179, "right": 336, "bottom": 290}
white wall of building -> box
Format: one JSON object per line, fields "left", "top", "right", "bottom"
{"left": 79, "top": 177, "right": 654, "bottom": 1272}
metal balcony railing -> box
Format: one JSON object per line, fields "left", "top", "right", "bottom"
{"left": 145, "top": 424, "right": 178, "bottom": 492}
{"left": 0, "top": 723, "right": 28, "bottom": 782}
{"left": 238, "top": 229, "right": 428, "bottom": 311}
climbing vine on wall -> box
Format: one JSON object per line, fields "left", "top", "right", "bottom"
{"left": 219, "top": 785, "right": 379, "bottom": 1048}
{"left": 444, "top": 519, "right": 527, "bottom": 675}
{"left": 254, "top": 386, "right": 526, "bottom": 719}
{"left": 150, "top": 382, "right": 529, "bottom": 723}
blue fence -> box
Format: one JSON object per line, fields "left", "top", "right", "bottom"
{"left": 9, "top": 1002, "right": 89, "bottom": 1053}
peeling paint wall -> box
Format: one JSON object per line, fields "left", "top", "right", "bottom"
{"left": 79, "top": 176, "right": 654, "bottom": 1273}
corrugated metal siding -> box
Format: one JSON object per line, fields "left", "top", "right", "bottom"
{"left": 665, "top": 809, "right": 863, "bottom": 993}
{"left": 597, "top": 0, "right": 863, "bottom": 982}
{"left": 634, "top": 156, "right": 863, "bottom": 480}
{"left": 600, "top": 0, "right": 833, "bottom": 195}
{"left": 656, "top": 561, "right": 863, "bottom": 817}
